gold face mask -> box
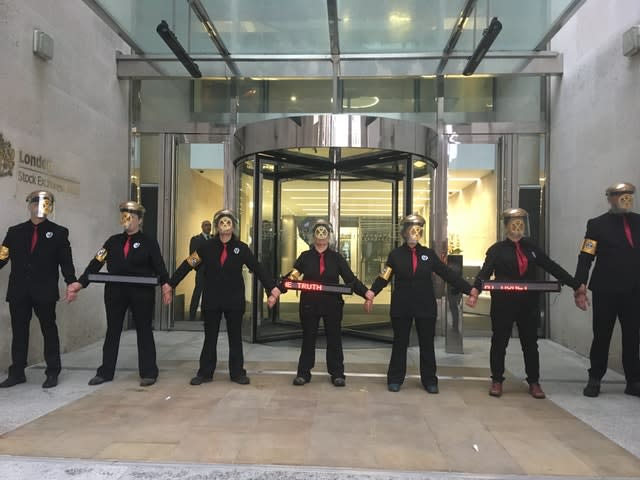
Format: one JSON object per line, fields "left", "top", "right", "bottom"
{"left": 314, "top": 226, "right": 329, "bottom": 240}
{"left": 217, "top": 216, "right": 234, "bottom": 233}
{"left": 407, "top": 225, "right": 423, "bottom": 241}
{"left": 39, "top": 198, "right": 53, "bottom": 217}
{"left": 508, "top": 218, "right": 525, "bottom": 238}
{"left": 618, "top": 193, "right": 634, "bottom": 212}
{"left": 120, "top": 212, "right": 132, "bottom": 228}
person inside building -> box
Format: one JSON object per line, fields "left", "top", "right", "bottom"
{"left": 66, "top": 201, "right": 172, "bottom": 387}
{"left": 574, "top": 182, "right": 640, "bottom": 398}
{"left": 188, "top": 219, "right": 212, "bottom": 322}
{"left": 271, "top": 219, "right": 370, "bottom": 387}
{"left": 367, "top": 214, "right": 477, "bottom": 394}
{"left": 0, "top": 191, "right": 76, "bottom": 389}
{"left": 170, "top": 209, "right": 281, "bottom": 386}
{"left": 467, "top": 208, "right": 582, "bottom": 399}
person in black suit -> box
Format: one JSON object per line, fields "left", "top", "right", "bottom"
{"left": 67, "top": 201, "right": 172, "bottom": 387}
{"left": 188, "top": 220, "right": 212, "bottom": 322}
{"left": 273, "top": 219, "right": 370, "bottom": 387}
{"left": 367, "top": 214, "right": 478, "bottom": 394}
{"left": 0, "top": 190, "right": 76, "bottom": 389}
{"left": 468, "top": 208, "right": 581, "bottom": 399}
{"left": 170, "top": 209, "right": 281, "bottom": 386}
{"left": 574, "top": 182, "right": 640, "bottom": 398}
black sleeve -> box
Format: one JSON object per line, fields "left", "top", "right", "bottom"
{"left": 78, "top": 241, "right": 109, "bottom": 287}
{"left": 370, "top": 252, "right": 393, "bottom": 295}
{"left": 336, "top": 253, "right": 368, "bottom": 298}
{"left": 431, "top": 254, "right": 472, "bottom": 295}
{"left": 575, "top": 219, "right": 595, "bottom": 285}
{"left": 474, "top": 246, "right": 497, "bottom": 291}
{"left": 530, "top": 243, "right": 580, "bottom": 290}
{"left": 189, "top": 236, "right": 197, "bottom": 254}
{"left": 149, "top": 238, "right": 170, "bottom": 284}
{"left": 243, "top": 245, "right": 276, "bottom": 291}
{"left": 57, "top": 227, "right": 77, "bottom": 284}
{"left": 169, "top": 260, "right": 194, "bottom": 288}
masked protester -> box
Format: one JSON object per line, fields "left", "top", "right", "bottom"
{"left": 169, "top": 209, "right": 281, "bottom": 386}
{"left": 575, "top": 183, "right": 640, "bottom": 398}
{"left": 367, "top": 214, "right": 478, "bottom": 394}
{"left": 0, "top": 191, "right": 76, "bottom": 389}
{"left": 67, "top": 201, "right": 172, "bottom": 387}
{"left": 277, "top": 219, "right": 370, "bottom": 387}
{"left": 469, "top": 208, "right": 581, "bottom": 399}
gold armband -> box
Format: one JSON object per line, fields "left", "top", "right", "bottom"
{"left": 187, "top": 252, "right": 202, "bottom": 268}
{"left": 379, "top": 266, "right": 393, "bottom": 281}
{"left": 0, "top": 245, "right": 9, "bottom": 261}
{"left": 94, "top": 248, "right": 108, "bottom": 262}
{"left": 580, "top": 238, "right": 597, "bottom": 255}
{"left": 288, "top": 269, "right": 301, "bottom": 280}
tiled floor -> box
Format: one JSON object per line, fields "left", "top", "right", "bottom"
{"left": 0, "top": 332, "right": 639, "bottom": 479}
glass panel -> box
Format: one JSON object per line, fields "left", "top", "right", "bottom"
{"left": 130, "top": 134, "right": 161, "bottom": 239}
{"left": 171, "top": 143, "right": 225, "bottom": 329}
{"left": 340, "top": 177, "right": 394, "bottom": 339}
{"left": 238, "top": 158, "right": 256, "bottom": 340}
{"left": 412, "top": 163, "right": 432, "bottom": 242}
{"left": 338, "top": 0, "right": 468, "bottom": 53}
{"left": 343, "top": 78, "right": 415, "bottom": 113}
{"left": 448, "top": 142, "right": 497, "bottom": 337}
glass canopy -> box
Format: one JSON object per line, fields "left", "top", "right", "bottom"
{"left": 87, "top": 0, "right": 585, "bottom": 78}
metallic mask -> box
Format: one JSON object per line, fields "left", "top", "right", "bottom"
{"left": 501, "top": 208, "right": 529, "bottom": 240}
{"left": 217, "top": 216, "right": 234, "bottom": 233}
{"left": 314, "top": 225, "right": 329, "bottom": 240}
{"left": 606, "top": 182, "right": 636, "bottom": 214}
{"left": 119, "top": 201, "right": 145, "bottom": 229}
{"left": 26, "top": 190, "right": 54, "bottom": 218}
{"left": 213, "top": 209, "right": 237, "bottom": 235}
{"left": 407, "top": 225, "right": 424, "bottom": 241}
{"left": 507, "top": 218, "right": 526, "bottom": 239}
{"left": 400, "top": 214, "right": 426, "bottom": 243}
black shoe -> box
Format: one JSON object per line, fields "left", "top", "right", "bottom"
{"left": 332, "top": 377, "right": 346, "bottom": 387}
{"left": 583, "top": 378, "right": 601, "bottom": 397}
{"left": 425, "top": 383, "right": 439, "bottom": 394}
{"left": 624, "top": 381, "right": 640, "bottom": 397}
{"left": 293, "top": 376, "right": 309, "bottom": 386}
{"left": 140, "top": 377, "right": 156, "bottom": 387}
{"left": 231, "top": 375, "right": 250, "bottom": 385}
{"left": 42, "top": 375, "right": 58, "bottom": 388}
{"left": 0, "top": 376, "right": 26, "bottom": 388}
{"left": 388, "top": 383, "right": 401, "bottom": 392}
{"left": 190, "top": 375, "right": 212, "bottom": 385}
{"left": 88, "top": 375, "right": 108, "bottom": 386}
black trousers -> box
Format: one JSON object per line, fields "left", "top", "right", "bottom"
{"left": 8, "top": 297, "right": 60, "bottom": 378}
{"left": 188, "top": 272, "right": 204, "bottom": 322}
{"left": 489, "top": 293, "right": 540, "bottom": 384}
{"left": 297, "top": 301, "right": 345, "bottom": 381}
{"left": 198, "top": 308, "right": 245, "bottom": 380}
{"left": 388, "top": 314, "right": 437, "bottom": 387}
{"left": 98, "top": 284, "right": 158, "bottom": 380}
{"left": 589, "top": 290, "right": 640, "bottom": 382}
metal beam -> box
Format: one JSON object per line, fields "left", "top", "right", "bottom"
{"left": 534, "top": 0, "right": 587, "bottom": 50}
{"left": 80, "top": 0, "right": 145, "bottom": 54}
{"left": 187, "top": 0, "right": 240, "bottom": 76}
{"left": 436, "top": 0, "right": 478, "bottom": 75}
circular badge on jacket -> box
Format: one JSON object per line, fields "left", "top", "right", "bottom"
{"left": 133, "top": 242, "right": 141, "bottom": 249}
{"left": 46, "top": 232, "right": 53, "bottom": 238}
{"left": 421, "top": 254, "right": 428, "bottom": 261}
{"left": 234, "top": 247, "right": 240, "bottom": 254}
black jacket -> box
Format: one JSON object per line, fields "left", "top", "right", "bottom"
{"left": 189, "top": 233, "right": 209, "bottom": 255}
{"left": 0, "top": 219, "right": 76, "bottom": 302}
{"left": 371, "top": 243, "right": 472, "bottom": 317}
{"left": 575, "top": 211, "right": 640, "bottom": 293}
{"left": 78, "top": 231, "right": 169, "bottom": 287}
{"left": 474, "top": 237, "right": 580, "bottom": 294}
{"left": 170, "top": 236, "right": 275, "bottom": 312}
{"left": 291, "top": 248, "right": 368, "bottom": 304}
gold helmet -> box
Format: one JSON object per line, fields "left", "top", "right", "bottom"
{"left": 119, "top": 201, "right": 145, "bottom": 228}
{"left": 400, "top": 214, "right": 426, "bottom": 242}
{"left": 311, "top": 219, "right": 333, "bottom": 242}
{"left": 606, "top": 182, "right": 635, "bottom": 214}
{"left": 213, "top": 209, "right": 238, "bottom": 235}
{"left": 501, "top": 208, "right": 529, "bottom": 240}
{"left": 26, "top": 190, "right": 55, "bottom": 218}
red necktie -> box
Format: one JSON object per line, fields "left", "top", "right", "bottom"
{"left": 514, "top": 241, "right": 528, "bottom": 276}
{"left": 623, "top": 216, "right": 634, "bottom": 247}
{"left": 123, "top": 236, "right": 132, "bottom": 258}
{"left": 319, "top": 252, "right": 325, "bottom": 275}
{"left": 411, "top": 247, "right": 417, "bottom": 273}
{"left": 30, "top": 224, "right": 38, "bottom": 253}
{"left": 220, "top": 243, "right": 228, "bottom": 265}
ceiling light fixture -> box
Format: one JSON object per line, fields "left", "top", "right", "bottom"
{"left": 463, "top": 17, "right": 502, "bottom": 76}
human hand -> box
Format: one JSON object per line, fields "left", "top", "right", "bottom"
{"left": 574, "top": 284, "right": 589, "bottom": 311}
{"left": 65, "top": 282, "right": 83, "bottom": 303}
{"left": 271, "top": 287, "right": 281, "bottom": 299}
{"left": 465, "top": 288, "right": 479, "bottom": 308}
{"left": 365, "top": 289, "right": 375, "bottom": 301}
{"left": 161, "top": 283, "right": 173, "bottom": 305}
{"left": 363, "top": 299, "right": 373, "bottom": 313}
{"left": 267, "top": 295, "right": 278, "bottom": 309}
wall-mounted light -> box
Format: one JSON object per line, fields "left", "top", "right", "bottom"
{"left": 33, "top": 29, "right": 53, "bottom": 61}
{"left": 156, "top": 20, "right": 202, "bottom": 78}
{"left": 463, "top": 17, "right": 502, "bottom": 76}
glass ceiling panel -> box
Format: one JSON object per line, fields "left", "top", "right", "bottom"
{"left": 337, "top": 0, "right": 468, "bottom": 54}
